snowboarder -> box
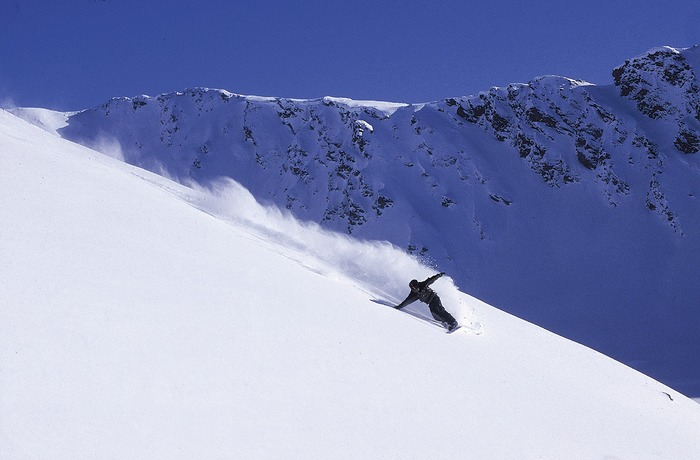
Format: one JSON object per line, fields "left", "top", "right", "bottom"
{"left": 395, "top": 272, "right": 459, "bottom": 332}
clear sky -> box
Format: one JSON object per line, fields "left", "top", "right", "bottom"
{"left": 2, "top": 0, "right": 699, "bottom": 111}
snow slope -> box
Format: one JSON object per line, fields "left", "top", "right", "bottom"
{"left": 3, "top": 110, "right": 700, "bottom": 458}
{"left": 36, "top": 45, "right": 700, "bottom": 396}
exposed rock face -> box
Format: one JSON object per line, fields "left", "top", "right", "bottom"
{"left": 613, "top": 46, "right": 700, "bottom": 154}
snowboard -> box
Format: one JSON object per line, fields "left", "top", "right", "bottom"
{"left": 371, "top": 298, "right": 460, "bottom": 334}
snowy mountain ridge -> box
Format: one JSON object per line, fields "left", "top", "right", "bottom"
{"left": 16, "top": 45, "right": 700, "bottom": 396}
{"left": 55, "top": 46, "right": 700, "bottom": 233}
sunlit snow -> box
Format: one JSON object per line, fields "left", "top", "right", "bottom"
{"left": 2, "top": 108, "right": 700, "bottom": 458}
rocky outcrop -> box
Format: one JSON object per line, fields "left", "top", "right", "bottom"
{"left": 58, "top": 46, "right": 700, "bottom": 245}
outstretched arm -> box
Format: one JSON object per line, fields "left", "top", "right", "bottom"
{"left": 395, "top": 292, "right": 418, "bottom": 309}
{"left": 423, "top": 272, "right": 445, "bottom": 287}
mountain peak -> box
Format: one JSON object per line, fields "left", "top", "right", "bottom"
{"left": 612, "top": 44, "right": 700, "bottom": 154}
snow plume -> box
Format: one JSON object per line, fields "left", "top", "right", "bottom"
{"left": 190, "top": 178, "right": 470, "bottom": 321}
{"left": 90, "top": 134, "right": 125, "bottom": 162}
{"left": 88, "top": 135, "right": 175, "bottom": 180}
{"left": 0, "top": 95, "right": 16, "bottom": 110}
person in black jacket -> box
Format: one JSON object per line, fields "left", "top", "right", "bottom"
{"left": 395, "top": 272, "right": 459, "bottom": 332}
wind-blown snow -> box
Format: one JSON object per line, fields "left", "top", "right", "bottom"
{"left": 2, "top": 108, "right": 700, "bottom": 458}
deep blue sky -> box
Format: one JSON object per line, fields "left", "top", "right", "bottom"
{"left": 2, "top": 0, "right": 699, "bottom": 111}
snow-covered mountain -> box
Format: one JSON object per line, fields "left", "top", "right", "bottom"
{"left": 4, "top": 103, "right": 700, "bottom": 459}
{"left": 14, "top": 45, "right": 700, "bottom": 397}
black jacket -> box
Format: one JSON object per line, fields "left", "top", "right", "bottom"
{"left": 396, "top": 273, "right": 443, "bottom": 309}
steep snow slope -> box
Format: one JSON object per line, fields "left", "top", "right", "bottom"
{"left": 3, "top": 110, "right": 700, "bottom": 458}
{"left": 37, "top": 45, "right": 700, "bottom": 396}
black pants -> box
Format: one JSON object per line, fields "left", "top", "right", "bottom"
{"left": 428, "top": 296, "right": 457, "bottom": 326}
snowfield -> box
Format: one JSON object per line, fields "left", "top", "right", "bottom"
{"left": 2, "top": 108, "right": 700, "bottom": 458}
{"left": 33, "top": 46, "right": 700, "bottom": 398}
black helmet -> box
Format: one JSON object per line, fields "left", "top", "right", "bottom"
{"left": 409, "top": 279, "right": 419, "bottom": 288}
